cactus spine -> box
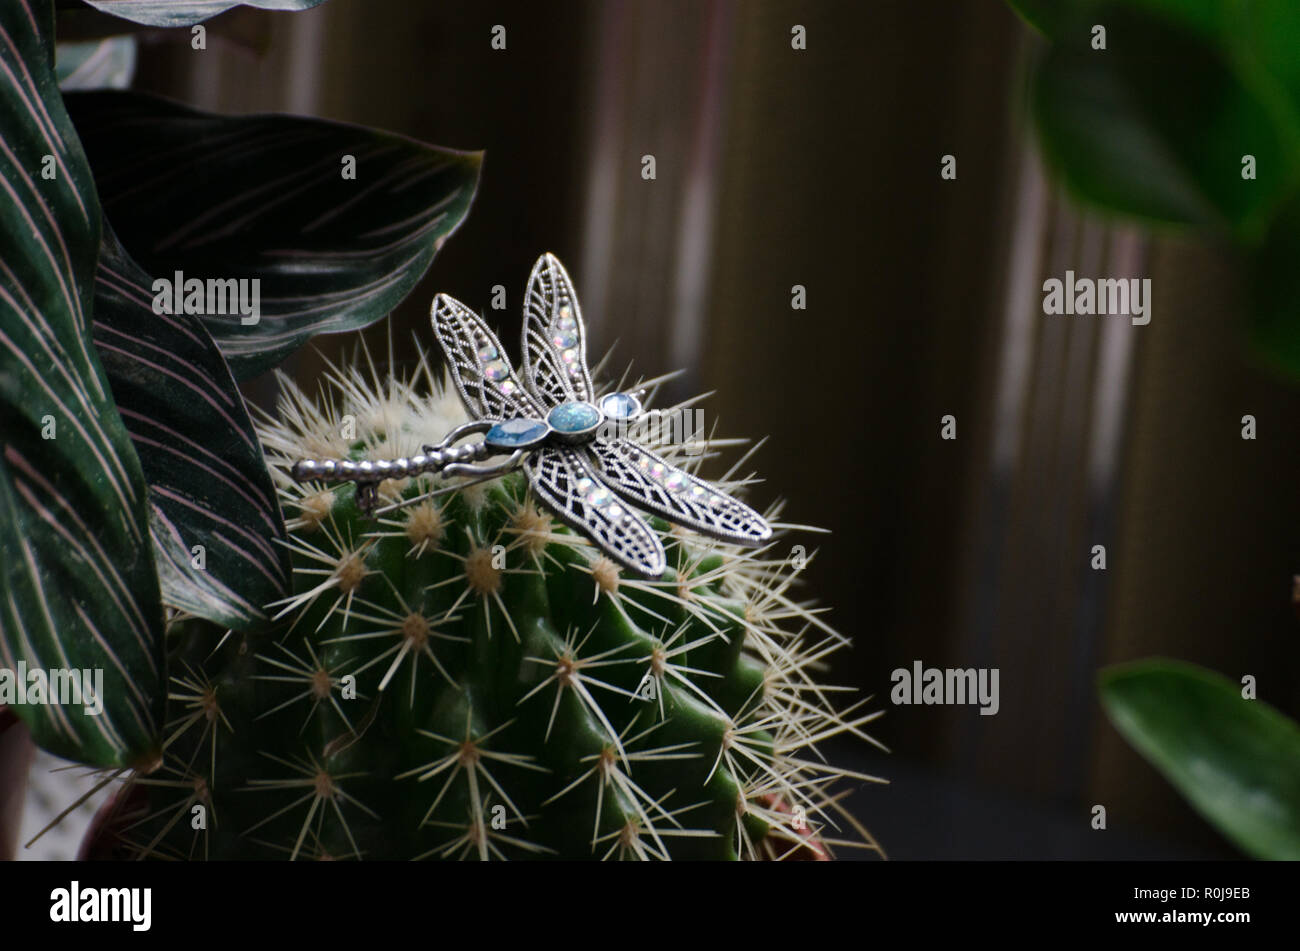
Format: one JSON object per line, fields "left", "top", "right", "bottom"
{"left": 97, "top": 344, "right": 882, "bottom": 861}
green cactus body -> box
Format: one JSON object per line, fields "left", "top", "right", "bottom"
{"left": 105, "top": 352, "right": 880, "bottom": 861}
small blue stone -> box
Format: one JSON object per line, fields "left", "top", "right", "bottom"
{"left": 485, "top": 417, "right": 549, "bottom": 450}
{"left": 548, "top": 401, "right": 602, "bottom": 434}
{"left": 600, "top": 392, "right": 641, "bottom": 419}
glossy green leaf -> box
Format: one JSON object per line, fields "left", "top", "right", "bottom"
{"left": 1029, "top": 3, "right": 1300, "bottom": 242}
{"left": 1012, "top": 0, "right": 1219, "bottom": 39}
{"left": 1022, "top": 1, "right": 1300, "bottom": 134}
{"left": 80, "top": 0, "right": 328, "bottom": 28}
{"left": 1012, "top": 0, "right": 1300, "bottom": 380}
{"left": 1100, "top": 659, "right": 1300, "bottom": 860}
{"left": 1248, "top": 192, "right": 1300, "bottom": 377}
{"left": 0, "top": 0, "right": 163, "bottom": 768}
{"left": 66, "top": 91, "right": 482, "bottom": 379}
{"left": 1004, "top": 0, "right": 1066, "bottom": 34}
{"left": 55, "top": 36, "right": 136, "bottom": 90}
{"left": 93, "top": 226, "right": 289, "bottom": 630}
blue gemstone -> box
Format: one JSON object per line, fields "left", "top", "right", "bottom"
{"left": 600, "top": 392, "right": 641, "bottom": 419}
{"left": 548, "top": 401, "right": 602, "bottom": 434}
{"left": 485, "top": 417, "right": 549, "bottom": 450}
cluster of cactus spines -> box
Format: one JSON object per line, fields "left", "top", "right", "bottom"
{"left": 86, "top": 340, "right": 884, "bottom": 861}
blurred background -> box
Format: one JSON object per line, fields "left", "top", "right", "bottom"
{"left": 26, "top": 0, "right": 1300, "bottom": 859}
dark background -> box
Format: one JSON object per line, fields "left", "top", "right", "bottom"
{"left": 119, "top": 0, "right": 1300, "bottom": 859}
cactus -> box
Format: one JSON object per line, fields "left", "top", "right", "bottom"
{"left": 93, "top": 344, "right": 882, "bottom": 861}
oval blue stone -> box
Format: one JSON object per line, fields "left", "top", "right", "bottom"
{"left": 600, "top": 392, "right": 641, "bottom": 419}
{"left": 485, "top": 417, "right": 549, "bottom": 450}
{"left": 548, "top": 401, "right": 602, "bottom": 434}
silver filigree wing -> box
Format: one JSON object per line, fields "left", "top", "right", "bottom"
{"left": 520, "top": 253, "right": 595, "bottom": 407}
{"left": 589, "top": 439, "right": 772, "bottom": 547}
{"left": 431, "top": 293, "right": 545, "bottom": 421}
{"left": 524, "top": 446, "right": 667, "bottom": 578}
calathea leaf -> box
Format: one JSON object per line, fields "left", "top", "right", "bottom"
{"left": 79, "top": 0, "right": 329, "bottom": 29}
{"left": 66, "top": 90, "right": 483, "bottom": 380}
{"left": 1028, "top": 2, "right": 1300, "bottom": 243}
{"left": 92, "top": 225, "right": 290, "bottom": 631}
{"left": 0, "top": 0, "right": 164, "bottom": 768}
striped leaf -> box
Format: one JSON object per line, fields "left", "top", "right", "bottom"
{"left": 93, "top": 226, "right": 290, "bottom": 631}
{"left": 66, "top": 91, "right": 482, "bottom": 379}
{"left": 0, "top": 0, "right": 164, "bottom": 767}
{"left": 80, "top": 0, "right": 329, "bottom": 28}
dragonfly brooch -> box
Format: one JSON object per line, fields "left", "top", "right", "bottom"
{"left": 291, "top": 253, "right": 772, "bottom": 578}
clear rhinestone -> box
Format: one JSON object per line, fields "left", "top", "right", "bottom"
{"left": 483, "top": 360, "right": 509, "bottom": 381}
